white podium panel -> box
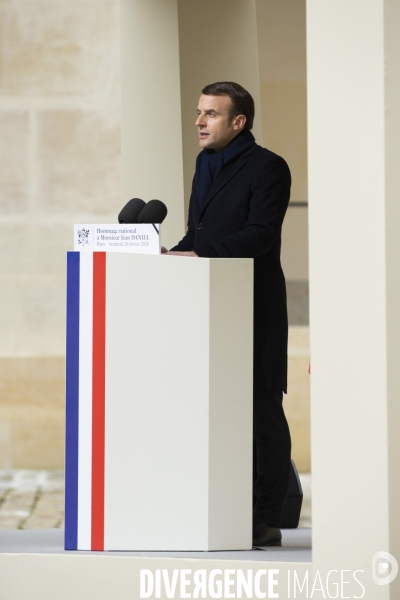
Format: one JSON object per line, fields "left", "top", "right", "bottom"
{"left": 65, "top": 253, "right": 253, "bottom": 551}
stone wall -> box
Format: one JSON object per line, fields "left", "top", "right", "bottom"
{"left": 0, "top": 0, "right": 122, "bottom": 467}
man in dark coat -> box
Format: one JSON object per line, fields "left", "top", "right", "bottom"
{"left": 164, "top": 82, "right": 291, "bottom": 547}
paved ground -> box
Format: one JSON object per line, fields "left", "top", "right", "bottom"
{"left": 0, "top": 470, "right": 64, "bottom": 531}
{"left": 0, "top": 470, "right": 311, "bottom": 531}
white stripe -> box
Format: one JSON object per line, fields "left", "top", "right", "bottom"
{"left": 77, "top": 251, "right": 93, "bottom": 549}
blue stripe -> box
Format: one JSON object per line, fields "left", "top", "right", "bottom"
{"left": 65, "top": 252, "right": 80, "bottom": 550}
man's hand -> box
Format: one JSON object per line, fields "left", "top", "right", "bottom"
{"left": 164, "top": 250, "right": 198, "bottom": 257}
{"left": 161, "top": 246, "right": 168, "bottom": 254}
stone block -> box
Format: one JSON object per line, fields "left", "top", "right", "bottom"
{"left": 0, "top": 423, "right": 12, "bottom": 468}
{"left": 34, "top": 224, "right": 72, "bottom": 276}
{"left": 10, "top": 410, "right": 65, "bottom": 469}
{"left": 0, "top": 224, "right": 75, "bottom": 355}
{"left": 0, "top": 357, "right": 65, "bottom": 468}
{"left": 286, "top": 327, "right": 311, "bottom": 472}
{"left": 20, "top": 281, "right": 65, "bottom": 354}
{"left": 260, "top": 81, "right": 308, "bottom": 202}
{"left": 281, "top": 206, "right": 309, "bottom": 281}
{"left": 33, "top": 506, "right": 61, "bottom": 518}
{"left": 1, "top": 490, "right": 35, "bottom": 511}
{"left": 287, "top": 280, "right": 309, "bottom": 326}
{"left": 0, "top": 0, "right": 120, "bottom": 96}
{"left": 0, "top": 471, "right": 14, "bottom": 489}
{"left": 37, "top": 109, "right": 121, "bottom": 215}
{"left": 22, "top": 282, "right": 65, "bottom": 335}
{"left": 0, "top": 225, "right": 36, "bottom": 275}
{"left": 23, "top": 515, "right": 61, "bottom": 529}
{"left": 0, "top": 111, "right": 30, "bottom": 214}
{"left": 41, "top": 471, "right": 64, "bottom": 491}
{"left": 35, "top": 490, "right": 64, "bottom": 509}
{"left": 0, "top": 356, "right": 64, "bottom": 408}
{"left": 0, "top": 517, "right": 21, "bottom": 530}
{"left": 0, "top": 284, "right": 20, "bottom": 354}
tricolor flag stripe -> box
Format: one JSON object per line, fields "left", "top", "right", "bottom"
{"left": 65, "top": 251, "right": 107, "bottom": 551}
{"left": 77, "top": 251, "right": 93, "bottom": 549}
{"left": 91, "top": 252, "right": 106, "bottom": 550}
{"left": 65, "top": 252, "right": 80, "bottom": 550}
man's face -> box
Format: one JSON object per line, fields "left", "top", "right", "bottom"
{"left": 195, "top": 94, "right": 243, "bottom": 151}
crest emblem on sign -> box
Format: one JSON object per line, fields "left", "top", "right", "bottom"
{"left": 77, "top": 228, "right": 90, "bottom": 246}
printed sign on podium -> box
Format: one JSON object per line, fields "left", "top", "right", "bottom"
{"left": 74, "top": 224, "right": 160, "bottom": 254}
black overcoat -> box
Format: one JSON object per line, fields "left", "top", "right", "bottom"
{"left": 171, "top": 143, "right": 291, "bottom": 392}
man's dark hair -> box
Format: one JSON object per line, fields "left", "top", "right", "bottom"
{"left": 201, "top": 81, "right": 255, "bottom": 130}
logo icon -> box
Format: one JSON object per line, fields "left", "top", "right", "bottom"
{"left": 372, "top": 551, "right": 398, "bottom": 585}
{"left": 77, "top": 228, "right": 90, "bottom": 246}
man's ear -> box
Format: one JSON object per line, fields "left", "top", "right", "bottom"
{"left": 232, "top": 114, "right": 247, "bottom": 131}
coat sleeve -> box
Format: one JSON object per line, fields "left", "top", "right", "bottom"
{"left": 169, "top": 178, "right": 196, "bottom": 252}
{"left": 193, "top": 156, "right": 291, "bottom": 258}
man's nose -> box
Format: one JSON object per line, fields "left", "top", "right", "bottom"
{"left": 195, "top": 114, "right": 204, "bottom": 127}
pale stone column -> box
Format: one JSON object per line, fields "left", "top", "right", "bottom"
{"left": 308, "top": 0, "right": 400, "bottom": 596}
{"left": 177, "top": 0, "right": 262, "bottom": 213}
{"left": 255, "top": 0, "right": 310, "bottom": 472}
{"left": 119, "top": 0, "right": 185, "bottom": 248}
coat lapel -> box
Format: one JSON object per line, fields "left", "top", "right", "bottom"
{"left": 199, "top": 146, "right": 255, "bottom": 215}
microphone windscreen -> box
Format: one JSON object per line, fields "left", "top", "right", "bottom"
{"left": 118, "top": 198, "right": 146, "bottom": 223}
{"left": 137, "top": 199, "right": 168, "bottom": 224}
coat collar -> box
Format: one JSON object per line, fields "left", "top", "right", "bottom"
{"left": 199, "top": 145, "right": 257, "bottom": 215}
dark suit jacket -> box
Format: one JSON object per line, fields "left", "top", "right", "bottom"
{"left": 171, "top": 143, "right": 291, "bottom": 392}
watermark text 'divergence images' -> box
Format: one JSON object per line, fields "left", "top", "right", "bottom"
{"left": 139, "top": 552, "right": 398, "bottom": 599}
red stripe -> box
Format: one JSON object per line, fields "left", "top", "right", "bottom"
{"left": 91, "top": 252, "right": 106, "bottom": 550}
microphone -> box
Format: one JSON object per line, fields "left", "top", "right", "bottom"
{"left": 137, "top": 199, "right": 168, "bottom": 224}
{"left": 118, "top": 198, "right": 146, "bottom": 223}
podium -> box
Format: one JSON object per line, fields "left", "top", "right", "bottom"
{"left": 65, "top": 253, "right": 253, "bottom": 551}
